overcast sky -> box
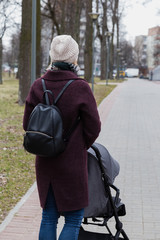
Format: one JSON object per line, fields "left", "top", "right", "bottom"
{"left": 123, "top": 0, "right": 160, "bottom": 42}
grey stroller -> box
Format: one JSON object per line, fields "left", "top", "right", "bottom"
{"left": 78, "top": 143, "right": 129, "bottom": 240}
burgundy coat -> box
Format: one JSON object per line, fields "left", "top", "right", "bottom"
{"left": 23, "top": 70, "right": 101, "bottom": 212}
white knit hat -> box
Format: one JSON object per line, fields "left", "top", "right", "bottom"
{"left": 49, "top": 35, "right": 79, "bottom": 64}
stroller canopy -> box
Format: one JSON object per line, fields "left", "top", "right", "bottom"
{"left": 84, "top": 143, "right": 120, "bottom": 218}
{"left": 88, "top": 143, "right": 120, "bottom": 184}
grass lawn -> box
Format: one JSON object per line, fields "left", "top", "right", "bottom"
{"left": 0, "top": 75, "right": 117, "bottom": 223}
{"left": 0, "top": 78, "right": 35, "bottom": 223}
{"left": 93, "top": 83, "right": 116, "bottom": 105}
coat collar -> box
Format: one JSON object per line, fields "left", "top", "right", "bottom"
{"left": 42, "top": 70, "right": 82, "bottom": 81}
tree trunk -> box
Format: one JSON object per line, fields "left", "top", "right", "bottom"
{"left": 73, "top": 0, "right": 82, "bottom": 43}
{"left": 0, "top": 37, "right": 2, "bottom": 84}
{"left": 60, "top": 0, "right": 67, "bottom": 34}
{"left": 36, "top": 0, "right": 41, "bottom": 78}
{"left": 100, "top": 37, "right": 107, "bottom": 80}
{"left": 100, "top": 0, "right": 107, "bottom": 80}
{"left": 109, "top": 29, "right": 114, "bottom": 79}
{"left": 109, "top": 0, "right": 119, "bottom": 79}
{"left": 116, "top": 14, "right": 120, "bottom": 79}
{"left": 18, "top": 0, "right": 32, "bottom": 105}
{"left": 60, "top": 0, "right": 82, "bottom": 42}
{"left": 84, "top": 0, "right": 92, "bottom": 82}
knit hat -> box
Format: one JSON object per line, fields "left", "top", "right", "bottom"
{"left": 49, "top": 35, "right": 79, "bottom": 64}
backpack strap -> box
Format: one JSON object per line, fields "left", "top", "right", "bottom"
{"left": 55, "top": 80, "right": 75, "bottom": 104}
{"left": 42, "top": 79, "right": 74, "bottom": 105}
{"left": 42, "top": 79, "right": 55, "bottom": 105}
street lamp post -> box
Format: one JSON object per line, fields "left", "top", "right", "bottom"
{"left": 116, "top": 48, "right": 121, "bottom": 80}
{"left": 89, "top": 12, "right": 99, "bottom": 93}
{"left": 120, "top": 57, "right": 123, "bottom": 78}
{"left": 106, "top": 31, "right": 111, "bottom": 85}
{"left": 122, "top": 60, "right": 125, "bottom": 78}
{"left": 31, "top": 0, "right": 37, "bottom": 85}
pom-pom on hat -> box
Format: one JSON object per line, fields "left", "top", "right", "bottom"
{"left": 49, "top": 35, "right": 79, "bottom": 64}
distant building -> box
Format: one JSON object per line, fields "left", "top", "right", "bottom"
{"left": 147, "top": 26, "right": 160, "bottom": 71}
{"left": 135, "top": 26, "right": 160, "bottom": 77}
{"left": 134, "top": 35, "right": 148, "bottom": 76}
{"left": 134, "top": 35, "right": 147, "bottom": 67}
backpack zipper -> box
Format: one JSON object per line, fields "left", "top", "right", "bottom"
{"left": 26, "top": 131, "right": 53, "bottom": 138}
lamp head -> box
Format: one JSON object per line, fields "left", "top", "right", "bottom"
{"left": 88, "top": 12, "right": 100, "bottom": 21}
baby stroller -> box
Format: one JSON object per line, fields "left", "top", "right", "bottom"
{"left": 78, "top": 143, "right": 129, "bottom": 240}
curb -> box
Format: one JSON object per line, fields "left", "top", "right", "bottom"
{"left": 98, "top": 82, "right": 124, "bottom": 124}
{"left": 0, "top": 182, "right": 36, "bottom": 233}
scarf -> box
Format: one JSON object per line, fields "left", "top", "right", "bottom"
{"left": 48, "top": 62, "right": 80, "bottom": 75}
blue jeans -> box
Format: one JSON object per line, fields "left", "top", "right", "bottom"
{"left": 39, "top": 186, "right": 84, "bottom": 240}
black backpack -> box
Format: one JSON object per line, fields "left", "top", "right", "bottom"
{"left": 23, "top": 79, "right": 79, "bottom": 157}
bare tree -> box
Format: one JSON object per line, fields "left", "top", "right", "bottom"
{"left": 18, "top": 0, "right": 32, "bottom": 105}
{"left": 0, "top": 0, "right": 12, "bottom": 84}
{"left": 0, "top": 0, "right": 21, "bottom": 84}
{"left": 0, "top": 1, "right": 8, "bottom": 38}
{"left": 134, "top": 37, "right": 144, "bottom": 67}
{"left": 107, "top": 0, "right": 119, "bottom": 78}
{"left": 18, "top": 0, "right": 41, "bottom": 105}
{"left": 84, "top": 0, "right": 93, "bottom": 82}
{"left": 134, "top": 36, "right": 148, "bottom": 68}
{"left": 97, "top": 0, "right": 108, "bottom": 80}
{"left": 41, "top": 0, "right": 83, "bottom": 42}
{"left": 3, "top": 31, "right": 20, "bottom": 71}
{"left": 41, "top": 0, "right": 125, "bottom": 81}
{"left": 41, "top": 0, "right": 84, "bottom": 76}
{"left": 120, "top": 39, "right": 134, "bottom": 67}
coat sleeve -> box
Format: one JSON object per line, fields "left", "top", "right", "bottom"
{"left": 23, "top": 81, "right": 41, "bottom": 131}
{"left": 78, "top": 81, "right": 101, "bottom": 149}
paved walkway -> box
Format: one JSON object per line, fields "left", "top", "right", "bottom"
{"left": 98, "top": 78, "right": 160, "bottom": 240}
{"left": 0, "top": 78, "right": 160, "bottom": 240}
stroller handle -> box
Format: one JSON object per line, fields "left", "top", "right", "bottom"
{"left": 90, "top": 144, "right": 108, "bottom": 182}
{"left": 91, "top": 144, "right": 102, "bottom": 159}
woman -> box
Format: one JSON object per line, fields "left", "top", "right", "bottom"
{"left": 23, "top": 35, "right": 101, "bottom": 240}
